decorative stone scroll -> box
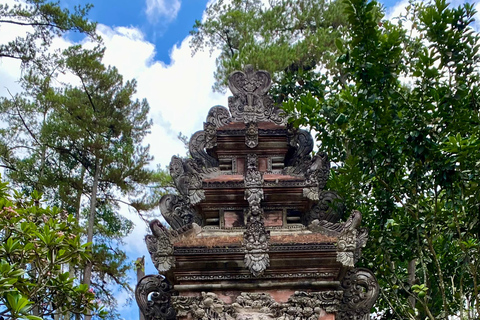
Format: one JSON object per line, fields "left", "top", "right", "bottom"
{"left": 337, "top": 268, "right": 379, "bottom": 320}
{"left": 169, "top": 156, "right": 205, "bottom": 205}
{"left": 189, "top": 131, "right": 219, "bottom": 169}
{"left": 308, "top": 210, "right": 368, "bottom": 267}
{"left": 285, "top": 127, "right": 314, "bottom": 168}
{"left": 159, "top": 194, "right": 203, "bottom": 230}
{"left": 305, "top": 190, "right": 345, "bottom": 224}
{"left": 145, "top": 219, "right": 175, "bottom": 272}
{"left": 136, "top": 275, "right": 176, "bottom": 320}
{"left": 204, "top": 105, "right": 233, "bottom": 149}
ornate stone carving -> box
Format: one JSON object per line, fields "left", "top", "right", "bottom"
{"left": 189, "top": 130, "right": 219, "bottom": 168}
{"left": 305, "top": 191, "right": 345, "bottom": 224}
{"left": 242, "top": 153, "right": 270, "bottom": 276}
{"left": 206, "top": 105, "right": 232, "bottom": 128}
{"left": 244, "top": 220, "right": 270, "bottom": 277}
{"left": 246, "top": 121, "right": 259, "bottom": 148}
{"left": 204, "top": 105, "right": 233, "bottom": 149}
{"left": 169, "top": 156, "right": 205, "bottom": 205}
{"left": 203, "top": 122, "right": 217, "bottom": 150}
{"left": 159, "top": 194, "right": 203, "bottom": 230}
{"left": 135, "top": 275, "right": 176, "bottom": 320}
{"left": 337, "top": 268, "right": 379, "bottom": 320}
{"left": 279, "top": 291, "right": 344, "bottom": 319}
{"left": 308, "top": 210, "right": 368, "bottom": 267}
{"left": 228, "top": 65, "right": 287, "bottom": 125}
{"left": 171, "top": 291, "right": 349, "bottom": 320}
{"left": 233, "top": 292, "right": 280, "bottom": 319}
{"left": 193, "top": 292, "right": 228, "bottom": 320}
{"left": 145, "top": 219, "right": 175, "bottom": 272}
{"left": 285, "top": 127, "right": 313, "bottom": 167}
{"left": 303, "top": 153, "right": 331, "bottom": 200}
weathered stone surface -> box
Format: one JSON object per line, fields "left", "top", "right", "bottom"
{"left": 136, "top": 66, "right": 379, "bottom": 320}
{"left": 136, "top": 275, "right": 176, "bottom": 320}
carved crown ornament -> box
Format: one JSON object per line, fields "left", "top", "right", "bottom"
{"left": 136, "top": 66, "right": 379, "bottom": 320}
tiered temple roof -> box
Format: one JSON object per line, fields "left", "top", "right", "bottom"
{"left": 135, "top": 66, "right": 379, "bottom": 320}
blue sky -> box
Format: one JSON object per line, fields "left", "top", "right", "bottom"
{"left": 64, "top": 0, "right": 210, "bottom": 64}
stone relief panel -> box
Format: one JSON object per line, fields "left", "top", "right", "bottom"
{"left": 143, "top": 284, "right": 379, "bottom": 320}
{"left": 169, "top": 290, "right": 380, "bottom": 320}
{"left": 279, "top": 291, "right": 343, "bottom": 319}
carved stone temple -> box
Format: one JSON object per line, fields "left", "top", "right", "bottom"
{"left": 135, "top": 66, "right": 379, "bottom": 320}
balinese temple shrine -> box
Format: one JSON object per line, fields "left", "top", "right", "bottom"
{"left": 135, "top": 66, "right": 379, "bottom": 320}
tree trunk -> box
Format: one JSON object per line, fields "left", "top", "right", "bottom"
{"left": 69, "top": 165, "right": 86, "bottom": 320}
{"left": 83, "top": 156, "right": 101, "bottom": 320}
{"left": 408, "top": 259, "right": 416, "bottom": 310}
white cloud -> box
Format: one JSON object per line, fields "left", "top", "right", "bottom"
{"left": 84, "top": 23, "right": 228, "bottom": 269}
{"left": 0, "top": 12, "right": 228, "bottom": 290}
{"left": 92, "top": 24, "right": 227, "bottom": 169}
{"left": 145, "top": 0, "right": 181, "bottom": 23}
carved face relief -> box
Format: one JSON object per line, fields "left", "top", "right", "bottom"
{"left": 244, "top": 220, "right": 270, "bottom": 276}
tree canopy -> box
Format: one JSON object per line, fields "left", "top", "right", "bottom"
{"left": 190, "top": 0, "right": 347, "bottom": 92}
{"left": 0, "top": 1, "right": 171, "bottom": 319}
{"left": 195, "top": 0, "right": 480, "bottom": 318}
{"left": 0, "top": 178, "right": 105, "bottom": 320}
{"left": 0, "top": 0, "right": 98, "bottom": 66}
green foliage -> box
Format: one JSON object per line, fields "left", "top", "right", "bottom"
{"left": 284, "top": 0, "right": 480, "bottom": 318}
{"left": 190, "top": 0, "right": 347, "bottom": 92}
{"left": 0, "top": 4, "right": 169, "bottom": 316}
{"left": 0, "top": 0, "right": 98, "bottom": 66}
{"left": 199, "top": 0, "right": 480, "bottom": 318}
{"left": 0, "top": 177, "right": 104, "bottom": 319}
